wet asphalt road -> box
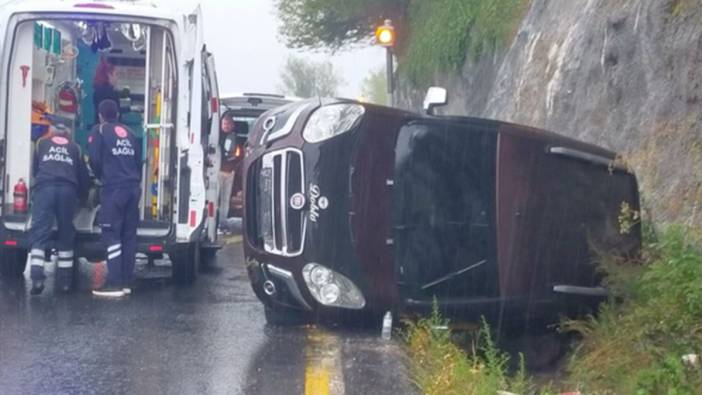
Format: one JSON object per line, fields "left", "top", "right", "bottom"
{"left": 0, "top": 239, "right": 415, "bottom": 395}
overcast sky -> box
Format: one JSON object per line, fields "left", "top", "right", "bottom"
{"left": 152, "top": 0, "right": 385, "bottom": 99}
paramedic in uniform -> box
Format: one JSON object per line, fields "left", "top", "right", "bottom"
{"left": 88, "top": 99, "right": 143, "bottom": 298}
{"left": 29, "top": 124, "right": 89, "bottom": 295}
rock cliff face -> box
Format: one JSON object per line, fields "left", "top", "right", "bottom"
{"left": 400, "top": 0, "right": 702, "bottom": 228}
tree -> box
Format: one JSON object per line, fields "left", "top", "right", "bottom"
{"left": 360, "top": 67, "right": 388, "bottom": 105}
{"left": 279, "top": 56, "right": 343, "bottom": 98}
{"left": 275, "top": 0, "right": 409, "bottom": 52}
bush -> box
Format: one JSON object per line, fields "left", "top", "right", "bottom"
{"left": 405, "top": 307, "right": 538, "bottom": 395}
{"left": 403, "top": 0, "right": 529, "bottom": 85}
{"left": 566, "top": 226, "right": 702, "bottom": 394}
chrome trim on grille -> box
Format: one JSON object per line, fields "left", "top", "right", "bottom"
{"left": 260, "top": 103, "right": 311, "bottom": 145}
{"left": 267, "top": 264, "right": 312, "bottom": 310}
{"left": 260, "top": 148, "right": 307, "bottom": 257}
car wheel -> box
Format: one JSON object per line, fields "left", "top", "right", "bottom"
{"left": 264, "top": 306, "right": 308, "bottom": 327}
{"left": 0, "top": 248, "right": 28, "bottom": 277}
{"left": 200, "top": 248, "right": 217, "bottom": 267}
{"left": 172, "top": 243, "right": 200, "bottom": 286}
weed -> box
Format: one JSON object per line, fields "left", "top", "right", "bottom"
{"left": 618, "top": 201, "right": 641, "bottom": 235}
{"left": 405, "top": 305, "right": 538, "bottom": 394}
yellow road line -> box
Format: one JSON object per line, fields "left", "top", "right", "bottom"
{"left": 224, "top": 235, "right": 243, "bottom": 244}
{"left": 304, "top": 327, "right": 345, "bottom": 395}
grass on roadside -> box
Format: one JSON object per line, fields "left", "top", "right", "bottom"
{"left": 405, "top": 226, "right": 702, "bottom": 395}
{"left": 405, "top": 308, "right": 545, "bottom": 395}
{"left": 565, "top": 225, "right": 702, "bottom": 394}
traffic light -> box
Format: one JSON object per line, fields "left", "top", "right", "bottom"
{"left": 375, "top": 19, "right": 395, "bottom": 48}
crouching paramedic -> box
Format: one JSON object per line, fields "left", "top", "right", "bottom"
{"left": 88, "top": 99, "right": 143, "bottom": 298}
{"left": 29, "top": 124, "right": 89, "bottom": 295}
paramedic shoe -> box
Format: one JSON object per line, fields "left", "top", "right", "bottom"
{"left": 30, "top": 280, "right": 45, "bottom": 296}
{"left": 56, "top": 268, "right": 73, "bottom": 293}
{"left": 92, "top": 286, "right": 125, "bottom": 298}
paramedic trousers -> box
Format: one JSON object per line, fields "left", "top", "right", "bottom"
{"left": 100, "top": 185, "right": 140, "bottom": 288}
{"left": 29, "top": 183, "right": 77, "bottom": 286}
{"left": 218, "top": 170, "right": 234, "bottom": 224}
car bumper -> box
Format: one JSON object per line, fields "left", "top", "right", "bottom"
{"left": 246, "top": 257, "right": 313, "bottom": 312}
{"left": 0, "top": 216, "right": 174, "bottom": 260}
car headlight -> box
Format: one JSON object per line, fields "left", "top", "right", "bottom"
{"left": 302, "top": 263, "right": 366, "bottom": 309}
{"left": 302, "top": 104, "right": 365, "bottom": 143}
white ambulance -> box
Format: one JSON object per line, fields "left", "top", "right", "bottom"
{"left": 0, "top": 1, "right": 223, "bottom": 284}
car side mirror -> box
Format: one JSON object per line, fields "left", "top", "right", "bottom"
{"left": 423, "top": 87, "right": 448, "bottom": 115}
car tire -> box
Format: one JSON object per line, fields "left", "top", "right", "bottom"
{"left": 264, "top": 306, "right": 308, "bottom": 327}
{"left": 0, "top": 248, "right": 28, "bottom": 277}
{"left": 172, "top": 243, "right": 200, "bottom": 286}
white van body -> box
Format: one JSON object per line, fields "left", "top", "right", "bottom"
{"left": 0, "top": 1, "right": 222, "bottom": 281}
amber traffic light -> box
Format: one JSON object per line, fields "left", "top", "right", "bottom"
{"left": 375, "top": 19, "right": 395, "bottom": 47}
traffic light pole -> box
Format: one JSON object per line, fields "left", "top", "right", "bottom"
{"left": 386, "top": 47, "right": 395, "bottom": 107}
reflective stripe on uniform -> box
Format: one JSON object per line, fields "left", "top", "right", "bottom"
{"left": 58, "top": 250, "right": 74, "bottom": 259}
{"left": 58, "top": 250, "right": 74, "bottom": 268}
{"left": 107, "top": 244, "right": 121, "bottom": 253}
{"left": 108, "top": 250, "right": 122, "bottom": 260}
{"left": 57, "top": 259, "right": 74, "bottom": 269}
{"left": 31, "top": 256, "right": 45, "bottom": 267}
{"left": 30, "top": 248, "right": 45, "bottom": 267}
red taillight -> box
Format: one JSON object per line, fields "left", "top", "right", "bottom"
{"left": 211, "top": 97, "right": 219, "bottom": 113}
{"left": 74, "top": 3, "right": 115, "bottom": 9}
{"left": 148, "top": 245, "right": 163, "bottom": 252}
{"left": 4, "top": 240, "right": 18, "bottom": 246}
{"left": 190, "top": 210, "right": 197, "bottom": 227}
{"left": 208, "top": 202, "right": 215, "bottom": 217}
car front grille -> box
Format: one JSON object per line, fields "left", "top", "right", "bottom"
{"left": 246, "top": 148, "right": 306, "bottom": 256}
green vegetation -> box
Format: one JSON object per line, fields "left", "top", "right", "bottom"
{"left": 669, "top": 0, "right": 697, "bottom": 17}
{"left": 407, "top": 226, "right": 702, "bottom": 394}
{"left": 275, "top": 0, "right": 408, "bottom": 50}
{"left": 406, "top": 309, "right": 539, "bottom": 395}
{"left": 275, "top": 0, "right": 530, "bottom": 84}
{"left": 278, "top": 56, "right": 344, "bottom": 98}
{"left": 360, "top": 67, "right": 389, "bottom": 105}
{"left": 403, "top": 0, "right": 529, "bottom": 85}
{"left": 566, "top": 225, "right": 702, "bottom": 394}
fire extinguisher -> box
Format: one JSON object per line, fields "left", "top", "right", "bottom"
{"left": 13, "top": 178, "right": 28, "bottom": 214}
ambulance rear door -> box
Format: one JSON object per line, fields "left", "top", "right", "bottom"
{"left": 202, "top": 51, "right": 220, "bottom": 244}
{"left": 175, "top": 5, "right": 206, "bottom": 242}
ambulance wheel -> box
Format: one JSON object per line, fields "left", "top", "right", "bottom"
{"left": 0, "top": 248, "right": 28, "bottom": 277}
{"left": 172, "top": 243, "right": 200, "bottom": 285}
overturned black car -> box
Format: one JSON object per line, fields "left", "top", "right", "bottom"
{"left": 242, "top": 88, "right": 641, "bottom": 327}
